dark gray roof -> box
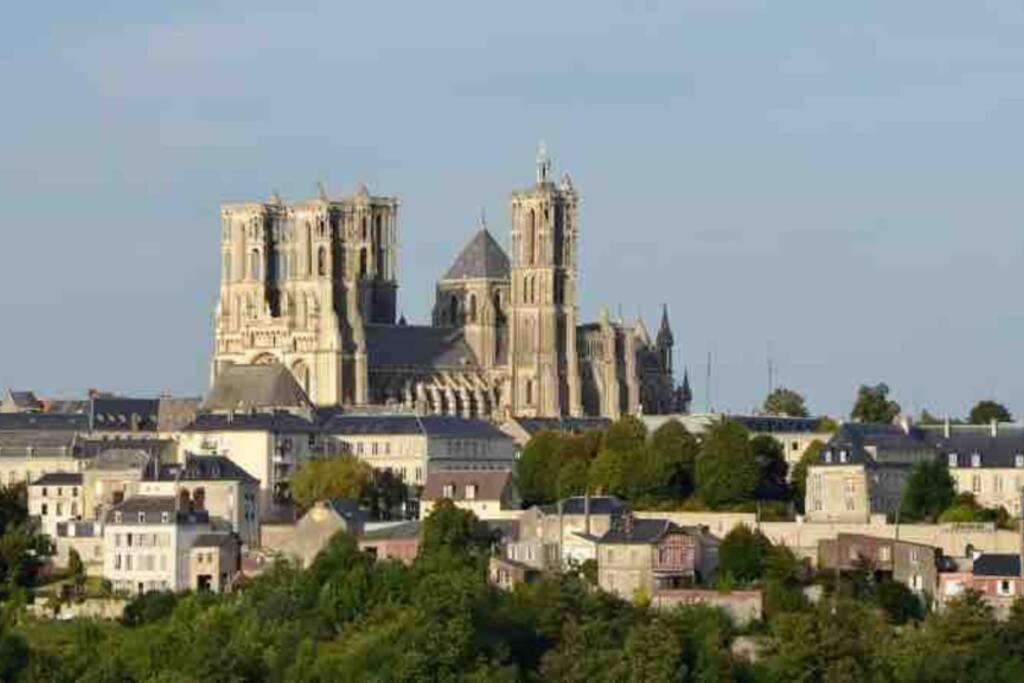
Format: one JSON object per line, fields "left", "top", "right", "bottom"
{"left": 0, "top": 413, "right": 88, "bottom": 431}
{"left": 325, "top": 498, "right": 369, "bottom": 523}
{"left": 88, "top": 449, "right": 152, "bottom": 471}
{"left": 818, "top": 423, "right": 934, "bottom": 467}
{"left": 419, "top": 416, "right": 508, "bottom": 439}
{"left": 5, "top": 391, "right": 40, "bottom": 409}
{"left": 973, "top": 553, "right": 1021, "bottom": 577}
{"left": 184, "top": 412, "right": 316, "bottom": 434}
{"left": 599, "top": 517, "right": 694, "bottom": 544}
{"left": 107, "top": 496, "right": 210, "bottom": 525}
{"left": 204, "top": 364, "right": 313, "bottom": 412}
{"left": 361, "top": 521, "right": 421, "bottom": 541}
{"left": 540, "top": 496, "right": 628, "bottom": 516}
{"left": 149, "top": 454, "right": 258, "bottom": 484}
{"left": 0, "top": 430, "right": 79, "bottom": 452}
{"left": 365, "top": 325, "right": 479, "bottom": 369}
{"left": 925, "top": 426, "right": 1024, "bottom": 468}
{"left": 192, "top": 533, "right": 238, "bottom": 549}
{"left": 30, "top": 472, "right": 83, "bottom": 486}
{"left": 732, "top": 416, "right": 822, "bottom": 434}
{"left": 442, "top": 229, "right": 510, "bottom": 281}
{"left": 90, "top": 397, "right": 161, "bottom": 431}
{"left": 322, "top": 414, "right": 423, "bottom": 435}
{"left": 514, "top": 417, "right": 612, "bottom": 436}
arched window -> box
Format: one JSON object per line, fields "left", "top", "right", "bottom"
{"left": 525, "top": 380, "right": 534, "bottom": 405}
{"left": 362, "top": 216, "right": 368, "bottom": 240}
{"left": 359, "top": 249, "right": 368, "bottom": 278}
{"left": 468, "top": 294, "right": 477, "bottom": 323}
{"left": 522, "top": 278, "right": 528, "bottom": 304}
{"left": 450, "top": 294, "right": 459, "bottom": 326}
{"left": 492, "top": 290, "right": 504, "bottom": 324}
{"left": 529, "top": 276, "right": 536, "bottom": 304}
{"left": 222, "top": 252, "right": 231, "bottom": 281}
{"left": 305, "top": 223, "right": 313, "bottom": 276}
{"left": 317, "top": 246, "right": 327, "bottom": 276}
{"left": 249, "top": 250, "right": 261, "bottom": 280}
{"left": 526, "top": 209, "right": 536, "bottom": 264}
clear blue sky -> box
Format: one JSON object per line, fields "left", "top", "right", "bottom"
{"left": 2, "top": 1, "right": 1023, "bottom": 419}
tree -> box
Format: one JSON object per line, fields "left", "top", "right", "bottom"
{"left": 289, "top": 456, "right": 373, "bottom": 510}
{"left": 364, "top": 469, "right": 408, "bottom": 520}
{"left": 717, "top": 525, "right": 774, "bottom": 583}
{"left": 750, "top": 435, "right": 789, "bottom": 500}
{"left": 646, "top": 420, "right": 700, "bottom": 499}
{"left": 763, "top": 387, "right": 809, "bottom": 418}
{"left": 420, "top": 499, "right": 491, "bottom": 556}
{"left": 850, "top": 383, "right": 901, "bottom": 423}
{"left": 602, "top": 415, "right": 647, "bottom": 454}
{"left": 695, "top": 420, "right": 758, "bottom": 508}
{"left": 515, "top": 431, "right": 564, "bottom": 506}
{"left": 969, "top": 400, "right": 1013, "bottom": 425}
{"left": 901, "top": 459, "right": 955, "bottom": 522}
{"left": 790, "top": 440, "right": 825, "bottom": 513}
{"left": 588, "top": 448, "right": 630, "bottom": 498}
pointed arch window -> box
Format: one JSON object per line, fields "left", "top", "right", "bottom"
{"left": 450, "top": 294, "right": 459, "bottom": 326}
{"left": 359, "top": 249, "right": 368, "bottom": 278}
{"left": 468, "top": 294, "right": 477, "bottom": 323}
{"left": 318, "top": 246, "right": 327, "bottom": 276}
{"left": 526, "top": 209, "right": 536, "bottom": 265}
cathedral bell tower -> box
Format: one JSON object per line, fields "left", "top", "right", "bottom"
{"left": 507, "top": 143, "right": 582, "bottom": 417}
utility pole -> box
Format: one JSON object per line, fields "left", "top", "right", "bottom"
{"left": 767, "top": 341, "right": 775, "bottom": 398}
{"left": 705, "top": 350, "right": 713, "bottom": 413}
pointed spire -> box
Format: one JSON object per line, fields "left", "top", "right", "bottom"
{"left": 657, "top": 303, "right": 674, "bottom": 346}
{"left": 479, "top": 207, "right": 488, "bottom": 233}
{"left": 536, "top": 140, "right": 552, "bottom": 184}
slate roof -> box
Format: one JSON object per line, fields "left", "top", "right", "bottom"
{"left": 423, "top": 470, "right": 513, "bottom": 501}
{"left": 540, "top": 496, "right": 629, "bottom": 516}
{"left": 30, "top": 472, "right": 83, "bottom": 486}
{"left": 973, "top": 553, "right": 1021, "bottom": 577}
{"left": 192, "top": 533, "right": 238, "bottom": 549}
{"left": 513, "top": 417, "right": 612, "bottom": 436}
{"left": 107, "top": 496, "right": 210, "bottom": 525}
{"left": 364, "top": 325, "right": 479, "bottom": 369}
{"left": 732, "top": 415, "right": 823, "bottom": 434}
{"left": 322, "top": 414, "right": 423, "bottom": 435}
{"left": 184, "top": 412, "right": 316, "bottom": 434}
{"left": 0, "top": 413, "right": 88, "bottom": 431}
{"left": 90, "top": 397, "right": 161, "bottom": 431}
{"left": 88, "top": 448, "right": 152, "bottom": 471}
{"left": 149, "top": 454, "right": 258, "bottom": 484}
{"left": 361, "top": 521, "right": 421, "bottom": 541}
{"left": 442, "top": 229, "right": 510, "bottom": 281}
{"left": 599, "top": 517, "right": 693, "bottom": 544}
{"left": 203, "top": 364, "right": 313, "bottom": 412}
{"left": 419, "top": 416, "right": 508, "bottom": 439}
{"left": 925, "top": 425, "right": 1024, "bottom": 469}
{"left": 818, "top": 423, "right": 935, "bottom": 466}
{"left": 0, "top": 430, "right": 80, "bottom": 452}
{"left": 323, "top": 498, "right": 369, "bottom": 523}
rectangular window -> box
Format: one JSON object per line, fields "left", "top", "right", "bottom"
{"left": 465, "top": 484, "right": 477, "bottom": 500}
{"left": 879, "top": 546, "right": 891, "bottom": 562}
{"left": 972, "top": 475, "right": 981, "bottom": 494}
{"left": 125, "top": 555, "right": 132, "bottom": 571}
{"left": 372, "top": 442, "right": 379, "bottom": 456}
{"left": 948, "top": 453, "right": 958, "bottom": 468}
{"left": 114, "top": 554, "right": 122, "bottom": 570}
{"left": 1000, "top": 580, "right": 1014, "bottom": 596}
{"left": 442, "top": 484, "right": 455, "bottom": 499}
{"left": 971, "top": 453, "right": 982, "bottom": 468}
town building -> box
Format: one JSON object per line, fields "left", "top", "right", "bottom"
{"left": 807, "top": 420, "right": 1024, "bottom": 522}
{"left": 938, "top": 553, "right": 1023, "bottom": 618}
{"left": 506, "top": 496, "right": 629, "bottom": 571}
{"left": 596, "top": 514, "right": 718, "bottom": 600}
{"left": 817, "top": 533, "right": 941, "bottom": 594}
{"left": 28, "top": 472, "right": 83, "bottom": 538}
{"left": 420, "top": 470, "right": 520, "bottom": 519}
{"left": 358, "top": 521, "right": 421, "bottom": 564}
{"left": 209, "top": 147, "right": 685, "bottom": 419}
{"left": 102, "top": 496, "right": 237, "bottom": 594}
{"left": 0, "top": 390, "right": 42, "bottom": 413}
{"left": 262, "top": 498, "right": 367, "bottom": 567}
{"left": 320, "top": 414, "right": 516, "bottom": 487}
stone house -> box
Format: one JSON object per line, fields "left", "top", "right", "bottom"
{"left": 420, "top": 470, "right": 519, "bottom": 519}
{"left": 505, "top": 495, "right": 628, "bottom": 571}
{"left": 817, "top": 533, "right": 941, "bottom": 594}
{"left": 28, "top": 472, "right": 84, "bottom": 538}
{"left": 263, "top": 498, "right": 367, "bottom": 567}
{"left": 489, "top": 556, "right": 542, "bottom": 590}
{"left": 188, "top": 534, "right": 241, "bottom": 593}
{"left": 596, "top": 515, "right": 718, "bottom": 601}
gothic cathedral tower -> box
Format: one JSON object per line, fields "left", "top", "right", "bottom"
{"left": 508, "top": 144, "right": 582, "bottom": 417}
{"left": 212, "top": 185, "right": 398, "bottom": 407}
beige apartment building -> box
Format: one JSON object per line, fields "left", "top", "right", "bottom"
{"left": 420, "top": 470, "right": 520, "bottom": 519}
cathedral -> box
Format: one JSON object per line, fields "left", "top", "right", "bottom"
{"left": 211, "top": 146, "right": 690, "bottom": 419}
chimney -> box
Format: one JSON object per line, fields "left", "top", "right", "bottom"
{"left": 944, "top": 417, "right": 951, "bottom": 439}
{"left": 991, "top": 418, "right": 998, "bottom": 438}
{"left": 898, "top": 414, "right": 912, "bottom": 435}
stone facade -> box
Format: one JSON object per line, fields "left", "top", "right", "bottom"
{"left": 211, "top": 147, "right": 684, "bottom": 420}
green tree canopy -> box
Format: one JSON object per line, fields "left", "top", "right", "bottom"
{"left": 634, "top": 420, "right": 700, "bottom": 502}
{"left": 602, "top": 415, "right": 648, "bottom": 454}
{"left": 515, "top": 431, "right": 565, "bottom": 506}
{"left": 289, "top": 456, "right": 373, "bottom": 510}
{"left": 420, "top": 498, "right": 491, "bottom": 557}
{"left": 900, "top": 459, "right": 955, "bottom": 522}
{"left": 850, "top": 382, "right": 901, "bottom": 423}
{"left": 763, "top": 387, "right": 809, "bottom": 417}
{"left": 717, "top": 525, "right": 775, "bottom": 584}
{"left": 750, "top": 435, "right": 789, "bottom": 501}
{"left": 587, "top": 448, "right": 630, "bottom": 498}
{"left": 695, "top": 420, "right": 758, "bottom": 508}
{"left": 969, "top": 400, "right": 1013, "bottom": 425}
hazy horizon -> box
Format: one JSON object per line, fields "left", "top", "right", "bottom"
{"left": 2, "top": 1, "right": 1023, "bottom": 419}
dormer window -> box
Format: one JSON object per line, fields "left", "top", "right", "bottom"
{"left": 114, "top": 512, "right": 122, "bottom": 523}
{"left": 137, "top": 511, "right": 146, "bottom": 523}
{"left": 839, "top": 451, "right": 848, "bottom": 464}
{"left": 161, "top": 511, "right": 170, "bottom": 523}
{"left": 824, "top": 450, "right": 833, "bottom": 464}
{"left": 948, "top": 453, "right": 958, "bottom": 468}
{"left": 1015, "top": 454, "right": 1024, "bottom": 469}
{"left": 971, "top": 453, "right": 982, "bottom": 468}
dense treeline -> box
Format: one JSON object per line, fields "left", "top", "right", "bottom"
{"left": 516, "top": 416, "right": 826, "bottom": 515}
{"left": 5, "top": 502, "right": 1024, "bottom": 680}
